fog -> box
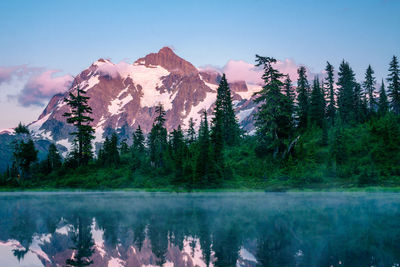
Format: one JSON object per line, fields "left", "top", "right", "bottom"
{"left": 0, "top": 192, "right": 399, "bottom": 266}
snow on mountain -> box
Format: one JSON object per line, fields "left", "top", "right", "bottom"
{"left": 1, "top": 47, "right": 261, "bottom": 155}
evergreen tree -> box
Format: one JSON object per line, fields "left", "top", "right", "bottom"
{"left": 332, "top": 126, "right": 346, "bottom": 166}
{"left": 387, "top": 55, "right": 400, "bottom": 115}
{"left": 309, "top": 77, "right": 325, "bottom": 128}
{"left": 63, "top": 86, "right": 95, "bottom": 166}
{"left": 186, "top": 118, "right": 196, "bottom": 144}
{"left": 148, "top": 104, "right": 168, "bottom": 168}
{"left": 132, "top": 125, "right": 145, "bottom": 152}
{"left": 13, "top": 139, "right": 38, "bottom": 180}
{"left": 99, "top": 133, "right": 120, "bottom": 167}
{"left": 14, "top": 122, "right": 30, "bottom": 134}
{"left": 378, "top": 79, "right": 389, "bottom": 116}
{"left": 171, "top": 125, "right": 188, "bottom": 183}
{"left": 324, "top": 62, "right": 336, "bottom": 126}
{"left": 46, "top": 143, "right": 62, "bottom": 173}
{"left": 363, "top": 65, "right": 377, "bottom": 112}
{"left": 119, "top": 139, "right": 129, "bottom": 154}
{"left": 284, "top": 75, "right": 295, "bottom": 118}
{"left": 254, "top": 55, "right": 293, "bottom": 158}
{"left": 108, "top": 133, "right": 120, "bottom": 166}
{"left": 221, "top": 75, "right": 241, "bottom": 146}
{"left": 211, "top": 74, "right": 240, "bottom": 146}
{"left": 12, "top": 124, "right": 38, "bottom": 180}
{"left": 195, "top": 111, "right": 216, "bottom": 186}
{"left": 354, "top": 82, "right": 367, "bottom": 122}
{"left": 211, "top": 77, "right": 226, "bottom": 177}
{"left": 337, "top": 60, "right": 356, "bottom": 124}
{"left": 296, "top": 66, "right": 310, "bottom": 130}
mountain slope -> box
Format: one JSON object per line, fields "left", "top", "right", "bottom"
{"left": 0, "top": 47, "right": 260, "bottom": 168}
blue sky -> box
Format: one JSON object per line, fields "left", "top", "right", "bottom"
{"left": 0, "top": 0, "right": 399, "bottom": 129}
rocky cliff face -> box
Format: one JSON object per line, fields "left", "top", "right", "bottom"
{"left": 0, "top": 47, "right": 260, "bottom": 161}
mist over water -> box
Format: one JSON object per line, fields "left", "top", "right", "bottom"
{"left": 0, "top": 192, "right": 399, "bottom": 266}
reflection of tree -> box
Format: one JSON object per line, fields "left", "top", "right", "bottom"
{"left": 12, "top": 247, "right": 29, "bottom": 261}
{"left": 3, "top": 193, "right": 400, "bottom": 267}
{"left": 197, "top": 210, "right": 212, "bottom": 267}
{"left": 213, "top": 225, "right": 241, "bottom": 267}
{"left": 256, "top": 217, "right": 295, "bottom": 267}
{"left": 66, "top": 216, "right": 94, "bottom": 267}
{"left": 133, "top": 222, "right": 146, "bottom": 251}
{"left": 95, "top": 212, "right": 119, "bottom": 248}
{"left": 10, "top": 210, "right": 35, "bottom": 262}
{"left": 148, "top": 219, "right": 168, "bottom": 266}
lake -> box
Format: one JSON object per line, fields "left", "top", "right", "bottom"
{"left": 0, "top": 192, "right": 399, "bottom": 267}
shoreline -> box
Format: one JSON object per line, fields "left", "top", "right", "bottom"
{"left": 1, "top": 186, "right": 400, "bottom": 193}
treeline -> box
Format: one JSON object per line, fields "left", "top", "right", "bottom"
{"left": 93, "top": 74, "right": 242, "bottom": 187}
{"left": 1, "top": 55, "right": 400, "bottom": 189}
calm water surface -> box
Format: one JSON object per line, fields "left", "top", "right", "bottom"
{"left": 0, "top": 192, "right": 399, "bottom": 267}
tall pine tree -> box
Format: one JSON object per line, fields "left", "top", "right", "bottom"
{"left": 353, "top": 82, "right": 367, "bottom": 123}
{"left": 211, "top": 77, "right": 226, "bottom": 176}
{"left": 170, "top": 125, "right": 188, "bottom": 184}
{"left": 148, "top": 104, "right": 168, "bottom": 168}
{"left": 212, "top": 74, "right": 240, "bottom": 146}
{"left": 46, "top": 143, "right": 62, "bottom": 173}
{"left": 12, "top": 123, "right": 38, "bottom": 180}
{"left": 309, "top": 77, "right": 325, "bottom": 128}
{"left": 132, "top": 125, "right": 145, "bottom": 153}
{"left": 337, "top": 60, "right": 356, "bottom": 124}
{"left": 378, "top": 79, "right": 389, "bottom": 116}
{"left": 363, "top": 65, "right": 376, "bottom": 113}
{"left": 254, "top": 55, "right": 293, "bottom": 158}
{"left": 324, "top": 62, "right": 336, "bottom": 126}
{"left": 296, "top": 66, "right": 310, "bottom": 130}
{"left": 63, "top": 86, "right": 95, "bottom": 166}
{"left": 195, "top": 111, "right": 216, "bottom": 186}
{"left": 186, "top": 118, "right": 196, "bottom": 144}
{"left": 387, "top": 55, "right": 400, "bottom": 115}
{"left": 284, "top": 75, "right": 295, "bottom": 119}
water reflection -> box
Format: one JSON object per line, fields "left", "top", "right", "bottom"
{"left": 0, "top": 192, "right": 399, "bottom": 266}
{"left": 66, "top": 216, "right": 94, "bottom": 267}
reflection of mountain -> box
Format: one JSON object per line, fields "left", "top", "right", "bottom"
{"left": 1, "top": 192, "right": 400, "bottom": 266}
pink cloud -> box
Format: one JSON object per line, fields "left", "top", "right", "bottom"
{"left": 202, "top": 58, "right": 320, "bottom": 85}
{"left": 0, "top": 65, "right": 41, "bottom": 84}
{"left": 223, "top": 60, "right": 263, "bottom": 84}
{"left": 16, "top": 70, "right": 73, "bottom": 106}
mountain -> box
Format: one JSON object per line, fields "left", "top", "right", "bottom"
{"left": 0, "top": 47, "right": 260, "bottom": 170}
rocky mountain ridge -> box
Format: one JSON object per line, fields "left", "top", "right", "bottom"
{"left": 0, "top": 47, "right": 261, "bottom": 169}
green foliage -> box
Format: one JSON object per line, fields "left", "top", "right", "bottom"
{"left": 337, "top": 60, "right": 357, "bottom": 124}
{"left": 43, "top": 143, "right": 62, "bottom": 174}
{"left": 3, "top": 55, "right": 400, "bottom": 191}
{"left": 387, "top": 55, "right": 400, "bottom": 115}
{"left": 13, "top": 139, "right": 38, "bottom": 180}
{"left": 254, "top": 55, "right": 294, "bottom": 159}
{"left": 63, "top": 86, "right": 95, "bottom": 166}
{"left": 186, "top": 118, "right": 196, "bottom": 144}
{"left": 363, "top": 65, "right": 376, "bottom": 112}
{"left": 195, "top": 111, "right": 217, "bottom": 187}
{"left": 148, "top": 104, "right": 168, "bottom": 168}
{"left": 309, "top": 78, "right": 325, "bottom": 128}
{"left": 296, "top": 66, "right": 310, "bottom": 130}
{"left": 98, "top": 133, "right": 120, "bottom": 167}
{"left": 284, "top": 75, "right": 295, "bottom": 117}
{"left": 14, "top": 122, "right": 30, "bottom": 135}
{"left": 325, "top": 62, "right": 336, "bottom": 126}
{"left": 378, "top": 80, "right": 389, "bottom": 116}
